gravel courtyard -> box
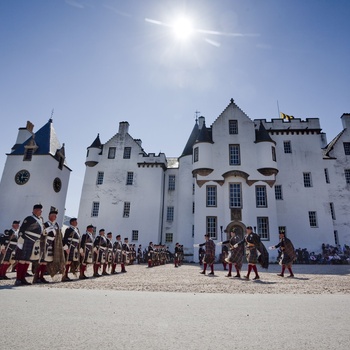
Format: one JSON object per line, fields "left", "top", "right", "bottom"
{"left": 1, "top": 262, "right": 349, "bottom": 294}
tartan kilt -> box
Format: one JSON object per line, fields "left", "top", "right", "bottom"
{"left": 66, "top": 245, "right": 79, "bottom": 262}
{"left": 245, "top": 246, "right": 258, "bottom": 264}
{"left": 82, "top": 245, "right": 93, "bottom": 264}
{"left": 15, "top": 238, "right": 40, "bottom": 261}
{"left": 1, "top": 243, "right": 17, "bottom": 262}
{"left": 228, "top": 247, "right": 244, "bottom": 270}
{"left": 280, "top": 252, "right": 294, "bottom": 266}
{"left": 203, "top": 253, "right": 215, "bottom": 265}
{"left": 114, "top": 250, "right": 122, "bottom": 264}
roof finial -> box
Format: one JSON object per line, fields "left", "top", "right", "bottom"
{"left": 50, "top": 108, "right": 54, "bottom": 122}
{"left": 195, "top": 110, "right": 200, "bottom": 123}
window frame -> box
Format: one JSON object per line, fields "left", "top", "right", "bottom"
{"left": 229, "top": 144, "right": 241, "bottom": 165}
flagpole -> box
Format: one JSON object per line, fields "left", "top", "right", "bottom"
{"left": 277, "top": 100, "right": 281, "bottom": 119}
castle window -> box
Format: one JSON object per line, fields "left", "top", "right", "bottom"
{"left": 97, "top": 171, "right": 104, "bottom": 185}
{"left": 132, "top": 230, "right": 139, "bottom": 241}
{"left": 168, "top": 175, "right": 175, "bottom": 190}
{"left": 303, "top": 172, "right": 312, "bottom": 187}
{"left": 272, "top": 146, "right": 276, "bottom": 161}
{"left": 257, "top": 217, "right": 269, "bottom": 240}
{"left": 108, "top": 147, "right": 116, "bottom": 159}
{"left": 123, "top": 147, "right": 131, "bottom": 159}
{"left": 206, "top": 216, "right": 217, "bottom": 240}
{"left": 167, "top": 206, "right": 174, "bottom": 221}
{"left": 324, "top": 168, "right": 330, "bottom": 184}
{"left": 229, "top": 120, "right": 238, "bottom": 134}
{"left": 23, "top": 148, "right": 34, "bottom": 161}
{"left": 256, "top": 186, "right": 267, "bottom": 207}
{"left": 283, "top": 141, "right": 292, "bottom": 154}
{"left": 343, "top": 142, "right": 350, "bottom": 155}
{"left": 345, "top": 169, "right": 350, "bottom": 184}
{"left": 206, "top": 185, "right": 217, "bottom": 207}
{"left": 229, "top": 144, "right": 241, "bottom": 165}
{"left": 193, "top": 147, "right": 199, "bottom": 162}
{"left": 308, "top": 211, "right": 318, "bottom": 227}
{"left": 126, "top": 172, "right": 134, "bottom": 185}
{"left": 229, "top": 183, "right": 242, "bottom": 208}
{"left": 165, "top": 233, "right": 173, "bottom": 243}
{"left": 275, "top": 185, "right": 283, "bottom": 200}
{"left": 91, "top": 202, "right": 100, "bottom": 217}
{"left": 330, "top": 203, "right": 336, "bottom": 220}
{"left": 123, "top": 202, "right": 130, "bottom": 217}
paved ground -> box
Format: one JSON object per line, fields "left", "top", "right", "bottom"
{"left": 1, "top": 263, "right": 349, "bottom": 349}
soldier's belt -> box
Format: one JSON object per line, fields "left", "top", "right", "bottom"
{"left": 8, "top": 242, "right": 17, "bottom": 246}
{"left": 71, "top": 238, "right": 80, "bottom": 243}
{"left": 25, "top": 231, "right": 41, "bottom": 239}
{"left": 46, "top": 236, "right": 55, "bottom": 242}
{"left": 99, "top": 247, "right": 106, "bottom": 250}
{"left": 247, "top": 243, "right": 255, "bottom": 247}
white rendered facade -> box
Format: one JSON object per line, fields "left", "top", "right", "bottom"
{"left": 77, "top": 100, "right": 350, "bottom": 261}
{"left": 0, "top": 119, "right": 71, "bottom": 229}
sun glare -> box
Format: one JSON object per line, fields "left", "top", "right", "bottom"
{"left": 171, "top": 17, "right": 194, "bottom": 40}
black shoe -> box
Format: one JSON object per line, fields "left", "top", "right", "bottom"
{"left": 61, "top": 276, "right": 72, "bottom": 282}
{"left": 200, "top": 271, "right": 205, "bottom": 274}
{"left": 208, "top": 272, "right": 214, "bottom": 275}
{"left": 102, "top": 272, "right": 109, "bottom": 276}
{"left": 277, "top": 273, "right": 284, "bottom": 277}
{"left": 21, "top": 279, "right": 32, "bottom": 285}
{"left": 287, "top": 274, "right": 294, "bottom": 278}
{"left": 25, "top": 272, "right": 32, "bottom": 277}
{"left": 14, "top": 279, "right": 22, "bottom": 286}
{"left": 93, "top": 273, "right": 101, "bottom": 277}
{"left": 3, "top": 275, "right": 10, "bottom": 280}
{"left": 234, "top": 274, "right": 241, "bottom": 278}
{"left": 121, "top": 270, "right": 127, "bottom": 273}
{"left": 253, "top": 275, "right": 260, "bottom": 280}
{"left": 225, "top": 274, "right": 232, "bottom": 277}
{"left": 40, "top": 277, "right": 50, "bottom": 283}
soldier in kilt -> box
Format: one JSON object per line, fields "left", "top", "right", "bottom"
{"left": 62, "top": 218, "right": 81, "bottom": 282}
{"left": 79, "top": 224, "right": 94, "bottom": 279}
{"left": 137, "top": 244, "right": 143, "bottom": 264}
{"left": 14, "top": 204, "right": 44, "bottom": 286}
{"left": 270, "top": 231, "right": 296, "bottom": 278}
{"left": 219, "top": 229, "right": 244, "bottom": 278}
{"left": 147, "top": 242, "right": 154, "bottom": 268}
{"left": 221, "top": 244, "right": 229, "bottom": 271}
{"left": 111, "top": 234, "right": 123, "bottom": 274}
{"left": 174, "top": 242, "right": 180, "bottom": 267}
{"left": 234, "top": 226, "right": 269, "bottom": 280}
{"left": 33, "top": 207, "right": 65, "bottom": 283}
{"left": 199, "top": 234, "right": 216, "bottom": 275}
{"left": 93, "top": 229, "right": 107, "bottom": 277}
{"left": 121, "top": 238, "right": 129, "bottom": 273}
{"left": 0, "top": 220, "right": 20, "bottom": 280}
{"left": 102, "top": 232, "right": 113, "bottom": 275}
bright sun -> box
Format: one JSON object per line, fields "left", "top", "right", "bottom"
{"left": 171, "top": 17, "right": 194, "bottom": 40}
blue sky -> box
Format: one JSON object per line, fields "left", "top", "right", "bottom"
{"left": 1, "top": 0, "right": 350, "bottom": 217}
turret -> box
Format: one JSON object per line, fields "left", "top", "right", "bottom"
{"left": 85, "top": 134, "right": 102, "bottom": 167}
{"left": 11, "top": 121, "right": 34, "bottom": 152}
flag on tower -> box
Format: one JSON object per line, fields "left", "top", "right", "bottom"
{"left": 280, "top": 112, "right": 294, "bottom": 121}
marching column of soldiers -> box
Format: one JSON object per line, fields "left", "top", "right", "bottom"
{"left": 146, "top": 242, "right": 172, "bottom": 267}
{"left": 0, "top": 203, "right": 173, "bottom": 285}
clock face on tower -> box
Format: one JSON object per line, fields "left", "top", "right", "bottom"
{"left": 53, "top": 177, "right": 62, "bottom": 193}
{"left": 15, "top": 169, "right": 30, "bottom": 185}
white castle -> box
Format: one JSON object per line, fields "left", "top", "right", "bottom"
{"left": 1, "top": 99, "right": 350, "bottom": 261}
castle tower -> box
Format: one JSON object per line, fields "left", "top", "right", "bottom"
{"left": 0, "top": 119, "right": 71, "bottom": 229}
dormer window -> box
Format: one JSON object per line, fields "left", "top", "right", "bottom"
{"left": 23, "top": 136, "right": 38, "bottom": 161}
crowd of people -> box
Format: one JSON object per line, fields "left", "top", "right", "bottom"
{"left": 0, "top": 203, "right": 184, "bottom": 285}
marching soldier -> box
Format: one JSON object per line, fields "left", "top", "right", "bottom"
{"left": 269, "top": 231, "right": 296, "bottom": 278}
{"left": 137, "top": 244, "right": 142, "bottom": 264}
{"left": 79, "top": 224, "right": 94, "bottom": 279}
{"left": 147, "top": 242, "right": 154, "bottom": 268}
{"left": 218, "top": 229, "right": 244, "bottom": 278}
{"left": 62, "top": 217, "right": 81, "bottom": 282}
{"left": 33, "top": 207, "right": 64, "bottom": 283}
{"left": 234, "top": 226, "right": 269, "bottom": 280}
{"left": 14, "top": 204, "right": 44, "bottom": 286}
{"left": 102, "top": 232, "right": 113, "bottom": 275}
{"left": 198, "top": 234, "right": 216, "bottom": 275}
{"left": 0, "top": 220, "right": 20, "bottom": 280}
{"left": 111, "top": 234, "right": 123, "bottom": 274}
{"left": 174, "top": 243, "right": 180, "bottom": 268}
{"left": 93, "top": 229, "right": 107, "bottom": 277}
{"left": 121, "top": 237, "right": 129, "bottom": 273}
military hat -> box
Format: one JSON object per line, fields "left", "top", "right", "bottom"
{"left": 33, "top": 204, "right": 43, "bottom": 210}
{"left": 12, "top": 220, "right": 20, "bottom": 225}
{"left": 87, "top": 224, "right": 94, "bottom": 229}
{"left": 99, "top": 228, "right": 105, "bottom": 233}
{"left": 246, "top": 226, "right": 253, "bottom": 230}
{"left": 70, "top": 217, "right": 78, "bottom": 224}
{"left": 49, "top": 206, "right": 58, "bottom": 215}
{"left": 107, "top": 232, "right": 112, "bottom": 236}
